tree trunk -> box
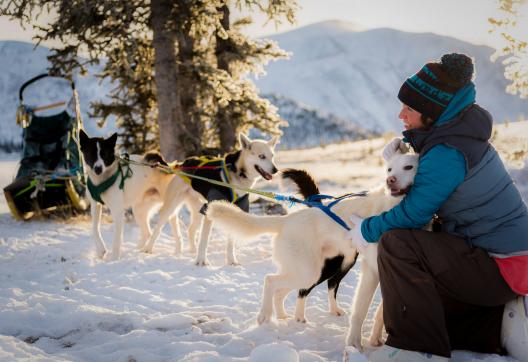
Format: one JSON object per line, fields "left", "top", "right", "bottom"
{"left": 215, "top": 4, "right": 237, "bottom": 152}
{"left": 177, "top": 23, "right": 203, "bottom": 156}
{"left": 150, "top": 0, "right": 186, "bottom": 160}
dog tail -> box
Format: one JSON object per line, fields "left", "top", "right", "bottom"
{"left": 281, "top": 168, "right": 320, "bottom": 199}
{"left": 207, "top": 201, "right": 284, "bottom": 240}
{"left": 143, "top": 151, "right": 169, "bottom": 167}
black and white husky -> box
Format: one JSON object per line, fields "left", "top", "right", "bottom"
{"left": 79, "top": 130, "right": 175, "bottom": 261}
{"left": 207, "top": 139, "right": 419, "bottom": 350}
{"left": 141, "top": 133, "right": 279, "bottom": 266}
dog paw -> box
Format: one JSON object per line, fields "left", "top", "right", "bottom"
{"left": 226, "top": 259, "right": 240, "bottom": 266}
{"left": 346, "top": 332, "right": 363, "bottom": 351}
{"left": 276, "top": 312, "right": 291, "bottom": 320}
{"left": 107, "top": 252, "right": 120, "bottom": 261}
{"left": 329, "top": 307, "right": 346, "bottom": 317}
{"left": 194, "top": 258, "right": 210, "bottom": 267}
{"left": 295, "top": 317, "right": 307, "bottom": 323}
{"left": 257, "top": 310, "right": 272, "bottom": 324}
{"left": 140, "top": 245, "right": 153, "bottom": 254}
{"left": 368, "top": 335, "right": 384, "bottom": 347}
{"left": 95, "top": 248, "right": 107, "bottom": 259}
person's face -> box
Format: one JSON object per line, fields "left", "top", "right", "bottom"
{"left": 399, "top": 104, "right": 424, "bottom": 130}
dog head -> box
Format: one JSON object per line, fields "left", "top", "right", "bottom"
{"left": 238, "top": 133, "right": 279, "bottom": 181}
{"left": 79, "top": 130, "right": 118, "bottom": 176}
{"left": 382, "top": 138, "right": 419, "bottom": 197}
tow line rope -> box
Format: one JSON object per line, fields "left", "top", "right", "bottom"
{"left": 120, "top": 156, "right": 367, "bottom": 231}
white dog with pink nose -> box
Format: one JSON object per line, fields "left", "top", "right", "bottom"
{"left": 207, "top": 138, "right": 419, "bottom": 350}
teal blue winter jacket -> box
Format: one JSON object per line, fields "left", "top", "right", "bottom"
{"left": 361, "top": 83, "right": 528, "bottom": 255}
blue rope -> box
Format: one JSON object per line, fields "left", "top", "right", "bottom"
{"left": 274, "top": 191, "right": 367, "bottom": 231}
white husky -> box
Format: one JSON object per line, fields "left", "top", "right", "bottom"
{"left": 141, "top": 133, "right": 279, "bottom": 266}
{"left": 79, "top": 130, "right": 175, "bottom": 261}
{"left": 207, "top": 139, "right": 418, "bottom": 350}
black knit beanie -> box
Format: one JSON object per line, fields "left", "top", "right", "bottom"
{"left": 398, "top": 53, "right": 475, "bottom": 120}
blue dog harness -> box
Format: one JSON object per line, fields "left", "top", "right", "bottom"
{"left": 275, "top": 191, "right": 368, "bottom": 231}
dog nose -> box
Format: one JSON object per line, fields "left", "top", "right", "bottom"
{"left": 94, "top": 165, "right": 103, "bottom": 175}
{"left": 386, "top": 176, "right": 397, "bottom": 185}
{"left": 272, "top": 166, "right": 278, "bottom": 174}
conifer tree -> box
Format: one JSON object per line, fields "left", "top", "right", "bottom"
{"left": 214, "top": 3, "right": 291, "bottom": 152}
{"left": 90, "top": 36, "right": 158, "bottom": 154}
{"left": 1, "top": 0, "right": 298, "bottom": 156}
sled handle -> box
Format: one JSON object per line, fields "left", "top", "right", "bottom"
{"left": 32, "top": 101, "right": 68, "bottom": 113}
{"left": 19, "top": 73, "right": 75, "bottom": 102}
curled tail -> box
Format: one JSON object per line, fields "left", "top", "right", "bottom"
{"left": 207, "top": 201, "right": 285, "bottom": 240}
{"left": 281, "top": 168, "right": 320, "bottom": 200}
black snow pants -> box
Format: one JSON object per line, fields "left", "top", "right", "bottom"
{"left": 377, "top": 229, "right": 517, "bottom": 357}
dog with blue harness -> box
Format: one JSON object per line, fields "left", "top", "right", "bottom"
{"left": 207, "top": 139, "right": 419, "bottom": 348}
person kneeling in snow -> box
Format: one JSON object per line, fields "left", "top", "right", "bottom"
{"left": 350, "top": 53, "right": 528, "bottom": 362}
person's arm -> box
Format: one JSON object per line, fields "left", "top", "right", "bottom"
{"left": 361, "top": 144, "right": 466, "bottom": 242}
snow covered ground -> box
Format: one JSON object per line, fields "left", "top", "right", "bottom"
{"left": 0, "top": 122, "right": 527, "bottom": 362}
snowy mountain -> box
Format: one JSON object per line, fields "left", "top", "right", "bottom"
{"left": 0, "top": 41, "right": 372, "bottom": 151}
{"left": 3, "top": 21, "right": 527, "bottom": 151}
{"left": 256, "top": 20, "right": 528, "bottom": 132}
{"left": 260, "top": 94, "right": 377, "bottom": 149}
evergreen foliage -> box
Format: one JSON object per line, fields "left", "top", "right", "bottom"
{"left": 1, "top": 0, "right": 298, "bottom": 157}
{"left": 489, "top": 0, "right": 528, "bottom": 98}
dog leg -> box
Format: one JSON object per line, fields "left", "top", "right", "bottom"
{"left": 142, "top": 188, "right": 185, "bottom": 253}
{"left": 295, "top": 285, "right": 317, "bottom": 323}
{"left": 91, "top": 201, "right": 107, "bottom": 259}
{"left": 274, "top": 288, "right": 292, "bottom": 319}
{"left": 108, "top": 205, "right": 124, "bottom": 261}
{"left": 258, "top": 274, "right": 297, "bottom": 324}
{"left": 368, "top": 301, "right": 384, "bottom": 347}
{"left": 294, "top": 296, "right": 307, "bottom": 323}
{"left": 186, "top": 198, "right": 203, "bottom": 254}
{"left": 226, "top": 236, "right": 239, "bottom": 265}
{"left": 169, "top": 212, "right": 182, "bottom": 254}
{"left": 327, "top": 264, "right": 353, "bottom": 317}
{"left": 327, "top": 288, "right": 346, "bottom": 317}
{"left": 133, "top": 202, "right": 152, "bottom": 250}
{"left": 195, "top": 218, "right": 212, "bottom": 266}
{"left": 346, "top": 261, "right": 380, "bottom": 351}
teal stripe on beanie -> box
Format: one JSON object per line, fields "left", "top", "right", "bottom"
{"left": 422, "top": 65, "right": 438, "bottom": 81}
{"left": 404, "top": 78, "right": 450, "bottom": 107}
{"left": 436, "top": 83, "right": 476, "bottom": 125}
{"left": 408, "top": 74, "right": 454, "bottom": 104}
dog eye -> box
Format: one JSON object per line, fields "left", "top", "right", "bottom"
{"left": 404, "top": 165, "right": 414, "bottom": 170}
{"left": 259, "top": 154, "right": 266, "bottom": 160}
{"left": 387, "top": 168, "right": 392, "bottom": 172}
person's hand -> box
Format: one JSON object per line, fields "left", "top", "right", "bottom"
{"left": 348, "top": 214, "right": 369, "bottom": 249}
{"left": 382, "top": 138, "right": 408, "bottom": 161}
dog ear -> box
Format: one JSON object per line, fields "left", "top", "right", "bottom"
{"left": 107, "top": 132, "right": 118, "bottom": 147}
{"left": 79, "top": 129, "right": 89, "bottom": 150}
{"left": 382, "top": 138, "right": 409, "bottom": 161}
{"left": 238, "top": 133, "right": 251, "bottom": 150}
{"left": 268, "top": 136, "right": 280, "bottom": 148}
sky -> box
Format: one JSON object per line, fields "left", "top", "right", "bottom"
{"left": 0, "top": 0, "right": 526, "bottom": 49}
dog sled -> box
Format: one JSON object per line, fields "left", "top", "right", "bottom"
{"left": 3, "top": 73, "right": 88, "bottom": 220}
